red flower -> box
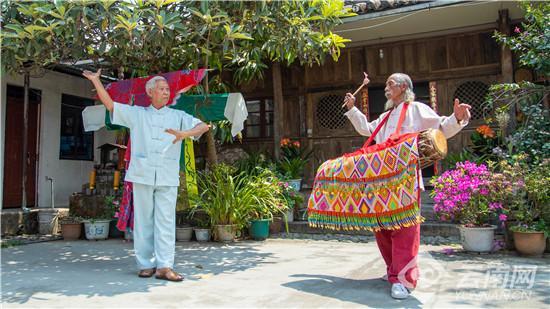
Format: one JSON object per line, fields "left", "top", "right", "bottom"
{"left": 476, "top": 125, "right": 495, "bottom": 138}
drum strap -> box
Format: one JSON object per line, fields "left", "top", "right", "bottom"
{"left": 363, "top": 101, "right": 410, "bottom": 148}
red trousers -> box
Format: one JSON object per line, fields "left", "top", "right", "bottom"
{"left": 374, "top": 224, "right": 420, "bottom": 289}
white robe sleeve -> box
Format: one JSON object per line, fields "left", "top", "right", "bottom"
{"left": 111, "top": 102, "right": 139, "bottom": 130}
{"left": 414, "top": 102, "right": 469, "bottom": 138}
{"left": 344, "top": 106, "right": 383, "bottom": 137}
{"left": 179, "top": 110, "right": 205, "bottom": 140}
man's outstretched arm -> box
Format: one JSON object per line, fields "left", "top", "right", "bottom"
{"left": 165, "top": 123, "right": 210, "bottom": 144}
{"left": 83, "top": 69, "right": 114, "bottom": 112}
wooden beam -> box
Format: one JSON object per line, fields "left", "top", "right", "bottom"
{"left": 498, "top": 9, "right": 514, "bottom": 83}
{"left": 272, "top": 62, "right": 284, "bottom": 159}
{"left": 21, "top": 70, "right": 30, "bottom": 211}
{"left": 498, "top": 8, "right": 517, "bottom": 134}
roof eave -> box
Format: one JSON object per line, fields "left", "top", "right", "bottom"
{"left": 343, "top": 0, "right": 471, "bottom": 22}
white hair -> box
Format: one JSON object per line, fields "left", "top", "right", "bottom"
{"left": 145, "top": 76, "right": 168, "bottom": 94}
{"left": 385, "top": 73, "right": 416, "bottom": 110}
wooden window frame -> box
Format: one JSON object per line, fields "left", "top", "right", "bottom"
{"left": 243, "top": 97, "right": 274, "bottom": 141}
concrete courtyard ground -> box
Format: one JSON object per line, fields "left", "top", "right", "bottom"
{"left": 1, "top": 238, "right": 549, "bottom": 308}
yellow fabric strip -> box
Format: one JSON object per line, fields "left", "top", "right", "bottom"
{"left": 184, "top": 138, "right": 199, "bottom": 199}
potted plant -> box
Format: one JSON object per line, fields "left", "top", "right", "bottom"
{"left": 278, "top": 138, "right": 312, "bottom": 191}
{"left": 277, "top": 157, "right": 307, "bottom": 191}
{"left": 246, "top": 174, "right": 286, "bottom": 241}
{"left": 278, "top": 181, "right": 303, "bottom": 223}
{"left": 82, "top": 217, "right": 112, "bottom": 240}
{"left": 488, "top": 157, "right": 526, "bottom": 250}
{"left": 430, "top": 161, "right": 509, "bottom": 252}
{"left": 105, "top": 194, "right": 124, "bottom": 238}
{"left": 193, "top": 216, "right": 212, "bottom": 242}
{"left": 175, "top": 209, "right": 194, "bottom": 242}
{"left": 191, "top": 164, "right": 254, "bottom": 242}
{"left": 82, "top": 195, "right": 117, "bottom": 241}
{"left": 59, "top": 215, "right": 83, "bottom": 240}
{"left": 506, "top": 159, "right": 550, "bottom": 256}
{"left": 235, "top": 153, "right": 288, "bottom": 235}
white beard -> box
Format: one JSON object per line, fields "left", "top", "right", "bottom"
{"left": 385, "top": 99, "right": 395, "bottom": 111}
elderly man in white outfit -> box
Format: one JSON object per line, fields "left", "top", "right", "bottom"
{"left": 83, "top": 69, "right": 209, "bottom": 281}
{"left": 343, "top": 72, "right": 471, "bottom": 299}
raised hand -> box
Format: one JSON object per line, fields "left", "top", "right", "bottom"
{"left": 343, "top": 93, "right": 356, "bottom": 110}
{"left": 362, "top": 72, "right": 370, "bottom": 87}
{"left": 453, "top": 98, "right": 472, "bottom": 121}
{"left": 342, "top": 72, "right": 370, "bottom": 110}
{"left": 82, "top": 69, "right": 102, "bottom": 81}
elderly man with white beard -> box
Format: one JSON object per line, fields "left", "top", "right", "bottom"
{"left": 343, "top": 72, "right": 471, "bottom": 299}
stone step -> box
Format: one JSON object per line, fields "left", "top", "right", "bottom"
{"left": 287, "top": 221, "right": 459, "bottom": 238}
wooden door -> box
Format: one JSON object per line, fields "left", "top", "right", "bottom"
{"left": 3, "top": 85, "right": 41, "bottom": 208}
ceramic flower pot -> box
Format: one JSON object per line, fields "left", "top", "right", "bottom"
{"left": 214, "top": 224, "right": 237, "bottom": 242}
{"left": 61, "top": 222, "right": 82, "bottom": 240}
{"left": 459, "top": 225, "right": 496, "bottom": 252}
{"left": 285, "top": 208, "right": 294, "bottom": 223}
{"left": 513, "top": 231, "right": 547, "bottom": 257}
{"left": 194, "top": 228, "right": 211, "bottom": 242}
{"left": 83, "top": 220, "right": 110, "bottom": 240}
{"left": 287, "top": 179, "right": 302, "bottom": 192}
{"left": 269, "top": 216, "right": 283, "bottom": 234}
{"left": 249, "top": 219, "right": 270, "bottom": 241}
{"left": 176, "top": 226, "right": 193, "bottom": 242}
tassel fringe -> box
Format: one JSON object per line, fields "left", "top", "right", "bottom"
{"left": 308, "top": 203, "right": 424, "bottom": 232}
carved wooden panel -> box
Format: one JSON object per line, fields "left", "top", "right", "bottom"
{"left": 480, "top": 32, "right": 500, "bottom": 64}
{"left": 417, "top": 42, "right": 430, "bottom": 73}
{"left": 464, "top": 34, "right": 483, "bottom": 67}
{"left": 304, "top": 50, "right": 357, "bottom": 88}
{"left": 429, "top": 38, "right": 448, "bottom": 71}
{"left": 448, "top": 36, "right": 466, "bottom": 68}
{"left": 391, "top": 45, "right": 403, "bottom": 72}
{"left": 379, "top": 47, "right": 390, "bottom": 76}
{"left": 309, "top": 90, "right": 356, "bottom": 137}
{"left": 404, "top": 43, "right": 415, "bottom": 73}
{"left": 366, "top": 47, "right": 379, "bottom": 78}
{"left": 350, "top": 48, "right": 366, "bottom": 84}
{"left": 282, "top": 96, "right": 301, "bottom": 137}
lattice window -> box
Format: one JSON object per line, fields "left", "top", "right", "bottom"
{"left": 453, "top": 81, "right": 489, "bottom": 120}
{"left": 317, "top": 94, "right": 347, "bottom": 130}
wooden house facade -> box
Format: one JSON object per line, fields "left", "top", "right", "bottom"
{"left": 220, "top": 1, "right": 529, "bottom": 187}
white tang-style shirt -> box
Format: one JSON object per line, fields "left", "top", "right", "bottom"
{"left": 344, "top": 101, "right": 468, "bottom": 188}
{"left": 112, "top": 102, "right": 203, "bottom": 187}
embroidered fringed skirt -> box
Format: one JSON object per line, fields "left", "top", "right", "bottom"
{"left": 307, "top": 133, "right": 424, "bottom": 232}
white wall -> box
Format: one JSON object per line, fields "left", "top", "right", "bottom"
{"left": 0, "top": 70, "right": 115, "bottom": 208}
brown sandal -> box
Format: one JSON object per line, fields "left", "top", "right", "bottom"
{"left": 155, "top": 268, "right": 184, "bottom": 282}
{"left": 138, "top": 268, "right": 156, "bottom": 278}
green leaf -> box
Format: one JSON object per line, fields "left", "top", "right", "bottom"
{"left": 229, "top": 32, "right": 253, "bottom": 41}
{"left": 3, "top": 24, "right": 25, "bottom": 34}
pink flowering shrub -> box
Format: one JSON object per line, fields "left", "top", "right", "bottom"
{"left": 430, "top": 161, "right": 512, "bottom": 227}
{"left": 279, "top": 181, "right": 303, "bottom": 210}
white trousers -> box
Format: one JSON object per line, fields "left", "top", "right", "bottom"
{"left": 132, "top": 183, "right": 177, "bottom": 270}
